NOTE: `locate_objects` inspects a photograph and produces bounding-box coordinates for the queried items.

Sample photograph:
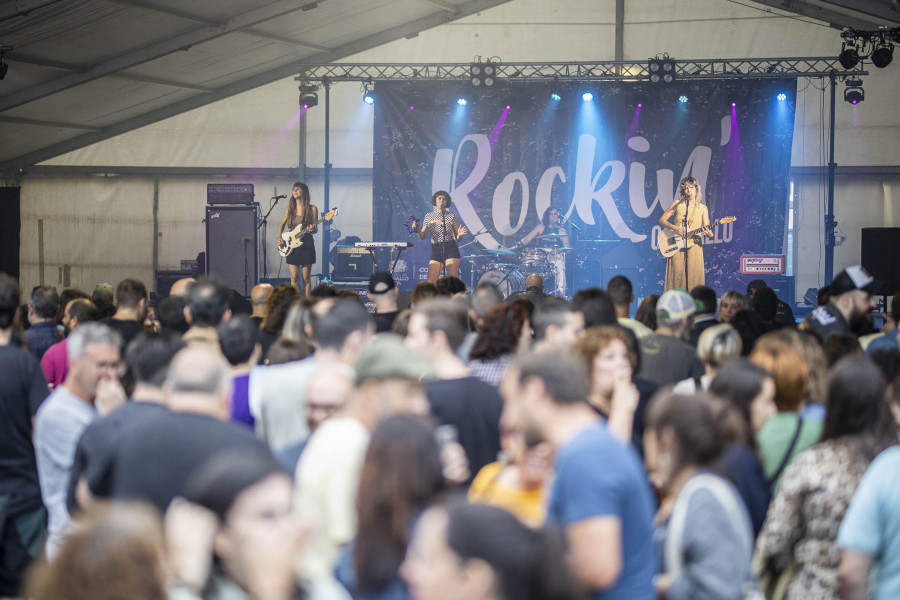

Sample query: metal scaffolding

[295,57,868,83]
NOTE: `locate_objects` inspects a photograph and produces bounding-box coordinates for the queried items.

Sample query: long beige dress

[664,202,705,292]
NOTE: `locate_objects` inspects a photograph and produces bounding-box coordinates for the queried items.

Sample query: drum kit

[467,233,572,298]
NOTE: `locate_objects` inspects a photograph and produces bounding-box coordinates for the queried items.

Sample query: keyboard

[354,242,413,249]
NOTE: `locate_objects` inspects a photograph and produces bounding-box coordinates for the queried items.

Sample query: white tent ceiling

[0,0,896,172]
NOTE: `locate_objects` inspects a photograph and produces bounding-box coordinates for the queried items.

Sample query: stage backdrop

[372,78,796,298]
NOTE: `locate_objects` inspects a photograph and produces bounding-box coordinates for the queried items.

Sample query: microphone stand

[682,199,690,290]
[558,212,582,232]
[440,207,448,278]
[258,195,283,281]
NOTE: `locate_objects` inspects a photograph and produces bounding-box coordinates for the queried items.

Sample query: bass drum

[478,269,525,299]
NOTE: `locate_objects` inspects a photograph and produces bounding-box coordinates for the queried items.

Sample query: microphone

[271,194,287,200]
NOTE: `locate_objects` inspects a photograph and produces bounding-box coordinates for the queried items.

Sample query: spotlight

[457,98,467,106]
[678,95,688,103]
[361,81,374,104]
[732,102,736,107]
[637,103,642,108]
[844,78,864,105]
[777,92,787,101]
[550,93,561,101]
[363,94,374,105]
[648,56,676,84]
[470,61,497,87]
[582,92,593,102]
[872,42,894,68]
[298,84,319,108]
[838,44,860,70]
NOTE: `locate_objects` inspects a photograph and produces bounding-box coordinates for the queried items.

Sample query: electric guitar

[657,217,736,258]
[278,208,338,257]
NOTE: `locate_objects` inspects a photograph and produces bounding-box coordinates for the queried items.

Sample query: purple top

[230,374,254,430]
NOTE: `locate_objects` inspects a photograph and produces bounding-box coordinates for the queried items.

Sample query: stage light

[732,102,736,107]
[839,44,860,70]
[550,93,561,101]
[777,92,787,101]
[298,84,319,109]
[409,105,415,110]
[582,92,593,102]
[470,60,497,87]
[678,95,688,103]
[844,78,864,105]
[361,81,375,104]
[637,103,642,108]
[872,42,894,68]
[457,98,467,106]
[648,55,676,84]
[506,105,510,109]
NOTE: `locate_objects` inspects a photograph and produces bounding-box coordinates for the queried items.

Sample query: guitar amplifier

[207,183,254,205]
[333,246,374,280]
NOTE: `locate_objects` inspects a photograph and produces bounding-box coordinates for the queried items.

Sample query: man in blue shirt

[24,285,60,360]
[500,350,655,600]
[838,446,900,600]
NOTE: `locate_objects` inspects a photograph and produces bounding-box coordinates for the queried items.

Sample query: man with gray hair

[637,289,704,388]
[24,284,60,360]
[104,344,266,513]
[500,350,655,599]
[34,322,123,557]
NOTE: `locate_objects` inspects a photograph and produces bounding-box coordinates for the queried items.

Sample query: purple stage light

[506,105,510,109]
[410,105,414,110]
[638,103,642,108]
[732,102,736,107]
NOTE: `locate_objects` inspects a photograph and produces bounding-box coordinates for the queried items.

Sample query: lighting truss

[295,58,867,84]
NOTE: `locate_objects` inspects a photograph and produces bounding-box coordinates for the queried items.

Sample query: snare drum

[520,248,548,268]
[478,269,525,299]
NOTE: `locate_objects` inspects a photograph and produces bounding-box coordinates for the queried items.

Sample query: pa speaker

[206,205,258,297]
[861,227,900,296]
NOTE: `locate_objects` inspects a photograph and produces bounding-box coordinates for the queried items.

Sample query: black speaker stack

[205,184,258,297]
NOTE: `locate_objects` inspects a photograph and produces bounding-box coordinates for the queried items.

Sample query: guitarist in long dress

[658,177,713,292]
[277,181,319,295]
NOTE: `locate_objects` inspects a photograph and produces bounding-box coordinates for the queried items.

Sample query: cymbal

[581,239,621,244]
[484,248,516,255]
[537,233,567,239]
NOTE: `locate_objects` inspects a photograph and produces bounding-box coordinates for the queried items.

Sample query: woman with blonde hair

[673,323,742,394]
[718,291,749,324]
[658,177,713,292]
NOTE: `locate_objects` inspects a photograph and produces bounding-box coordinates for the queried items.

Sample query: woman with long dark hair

[167,447,348,600]
[468,302,529,387]
[401,502,579,600]
[658,176,712,292]
[755,356,898,599]
[337,415,447,600]
[277,182,319,295]
[644,392,758,599]
[520,206,570,296]
[412,191,467,283]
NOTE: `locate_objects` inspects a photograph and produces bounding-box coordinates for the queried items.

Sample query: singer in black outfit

[413,190,468,283]
[277,181,318,295]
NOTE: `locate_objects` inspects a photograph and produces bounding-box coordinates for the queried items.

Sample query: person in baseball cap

[636,290,705,387]
[802,265,877,341]
[367,272,400,333]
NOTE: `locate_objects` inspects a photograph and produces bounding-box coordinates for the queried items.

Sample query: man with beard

[802,266,876,342]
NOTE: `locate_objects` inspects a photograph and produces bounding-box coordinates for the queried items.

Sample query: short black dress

[284,213,317,267]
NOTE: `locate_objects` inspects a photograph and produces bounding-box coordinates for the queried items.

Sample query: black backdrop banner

[372,79,796,298]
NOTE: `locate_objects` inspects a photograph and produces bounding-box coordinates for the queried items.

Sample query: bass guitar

[657,217,736,258]
[278,208,338,258]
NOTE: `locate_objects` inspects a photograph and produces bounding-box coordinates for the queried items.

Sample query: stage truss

[295,57,868,84]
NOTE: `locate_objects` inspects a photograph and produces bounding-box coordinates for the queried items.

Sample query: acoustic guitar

[657,217,736,258]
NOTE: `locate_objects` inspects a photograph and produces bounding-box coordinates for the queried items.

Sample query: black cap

[831,265,877,295]
[368,271,396,294]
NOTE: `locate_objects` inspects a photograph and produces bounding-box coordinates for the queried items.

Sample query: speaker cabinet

[861,228,900,296]
[206,205,258,297]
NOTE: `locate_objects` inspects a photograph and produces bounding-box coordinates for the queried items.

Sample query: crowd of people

[1,262,899,600]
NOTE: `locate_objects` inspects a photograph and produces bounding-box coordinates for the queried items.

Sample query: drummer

[519,206,569,296]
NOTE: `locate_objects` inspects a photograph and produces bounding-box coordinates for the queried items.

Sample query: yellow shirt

[468,462,547,527]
